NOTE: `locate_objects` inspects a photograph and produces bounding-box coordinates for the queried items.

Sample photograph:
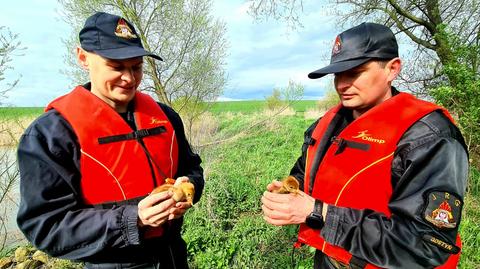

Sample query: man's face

[79,49,143,112]
[334,59,399,118]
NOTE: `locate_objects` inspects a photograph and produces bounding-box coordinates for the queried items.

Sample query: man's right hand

[137,191,175,227]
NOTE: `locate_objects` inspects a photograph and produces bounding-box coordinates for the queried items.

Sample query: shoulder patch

[424,191,462,229]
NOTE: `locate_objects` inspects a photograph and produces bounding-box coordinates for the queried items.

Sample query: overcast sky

[1,0,339,107]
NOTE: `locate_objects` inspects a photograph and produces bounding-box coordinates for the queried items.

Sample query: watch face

[306,213,324,229]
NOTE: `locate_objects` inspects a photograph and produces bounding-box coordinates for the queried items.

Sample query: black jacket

[291,92,468,268]
[16,88,203,268]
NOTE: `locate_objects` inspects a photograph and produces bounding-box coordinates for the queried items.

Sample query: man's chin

[340,100,359,109]
[113,93,135,104]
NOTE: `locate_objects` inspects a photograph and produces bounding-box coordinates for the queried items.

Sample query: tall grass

[184,113,315,268]
[2,104,479,268]
[186,109,480,269]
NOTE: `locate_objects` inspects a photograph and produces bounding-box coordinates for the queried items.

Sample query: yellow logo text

[352,130,385,144]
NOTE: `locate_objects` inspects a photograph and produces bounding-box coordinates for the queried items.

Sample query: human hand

[168,200,192,220]
[174,176,189,186]
[138,191,175,227]
[168,176,193,220]
[270,176,300,194]
[261,189,315,226]
[266,180,284,192]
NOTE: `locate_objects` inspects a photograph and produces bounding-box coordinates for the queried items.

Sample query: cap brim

[94,46,163,61]
[308,58,371,79]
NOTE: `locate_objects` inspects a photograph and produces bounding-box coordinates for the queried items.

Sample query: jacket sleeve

[320,111,469,268]
[16,111,142,261]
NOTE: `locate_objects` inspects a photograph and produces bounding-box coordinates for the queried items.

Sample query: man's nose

[121,68,135,83]
[334,74,351,91]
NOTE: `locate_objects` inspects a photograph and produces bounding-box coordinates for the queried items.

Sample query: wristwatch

[305,199,324,229]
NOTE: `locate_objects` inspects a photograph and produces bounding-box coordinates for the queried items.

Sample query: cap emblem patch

[424,191,462,229]
[332,35,342,55]
[115,18,137,39]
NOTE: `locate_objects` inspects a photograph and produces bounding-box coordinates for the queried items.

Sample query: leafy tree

[265,88,284,110]
[317,85,339,112]
[265,80,304,111]
[58,0,228,114]
[431,28,480,161]
[246,0,480,92]
[246,0,480,159]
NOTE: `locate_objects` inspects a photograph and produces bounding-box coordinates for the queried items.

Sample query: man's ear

[76,47,89,70]
[386,57,402,82]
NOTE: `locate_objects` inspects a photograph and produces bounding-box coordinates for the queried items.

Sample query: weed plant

[184,110,480,269]
[184,114,316,268]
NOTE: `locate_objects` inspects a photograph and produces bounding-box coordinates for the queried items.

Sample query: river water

[0,146,26,247]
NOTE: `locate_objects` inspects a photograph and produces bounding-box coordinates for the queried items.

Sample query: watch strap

[313,199,323,215]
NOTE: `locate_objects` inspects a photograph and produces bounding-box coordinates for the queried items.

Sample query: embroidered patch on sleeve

[422,234,460,254]
[424,191,462,229]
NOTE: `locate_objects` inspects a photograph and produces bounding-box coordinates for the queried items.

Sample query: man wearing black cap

[17,12,203,268]
[262,22,468,268]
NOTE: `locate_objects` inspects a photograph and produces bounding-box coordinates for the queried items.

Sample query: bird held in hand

[272,176,300,194]
[151,178,195,205]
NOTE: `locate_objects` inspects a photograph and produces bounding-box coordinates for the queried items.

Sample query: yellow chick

[151,178,195,205]
[272,176,300,194]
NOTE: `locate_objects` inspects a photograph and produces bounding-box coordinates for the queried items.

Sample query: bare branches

[246,0,304,30]
[59,0,228,118]
[0,26,24,105]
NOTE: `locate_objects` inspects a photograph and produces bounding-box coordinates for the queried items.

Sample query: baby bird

[272,176,300,194]
[151,178,195,205]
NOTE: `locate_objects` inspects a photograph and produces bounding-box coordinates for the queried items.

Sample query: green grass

[184,113,315,268]
[0,107,43,120]
[185,109,480,269]
[3,102,478,268]
[209,100,317,114]
[458,169,480,268]
[0,100,319,117]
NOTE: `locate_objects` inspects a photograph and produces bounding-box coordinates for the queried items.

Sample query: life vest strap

[349,255,368,269]
[331,136,370,155]
[98,126,166,144]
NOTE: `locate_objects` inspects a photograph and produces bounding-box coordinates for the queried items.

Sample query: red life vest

[296,92,460,268]
[46,86,179,205]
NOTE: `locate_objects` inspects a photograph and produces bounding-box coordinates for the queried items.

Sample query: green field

[0,100,318,118]
[0,107,43,120]
[209,100,317,114]
[184,109,480,268]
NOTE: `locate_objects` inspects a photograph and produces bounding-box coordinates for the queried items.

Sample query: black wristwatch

[305,199,324,229]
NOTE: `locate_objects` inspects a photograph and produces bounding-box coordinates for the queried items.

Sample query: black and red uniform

[291,89,468,269]
[17,84,203,268]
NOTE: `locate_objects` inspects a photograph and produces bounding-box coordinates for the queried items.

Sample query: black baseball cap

[308,22,398,79]
[79,12,162,61]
